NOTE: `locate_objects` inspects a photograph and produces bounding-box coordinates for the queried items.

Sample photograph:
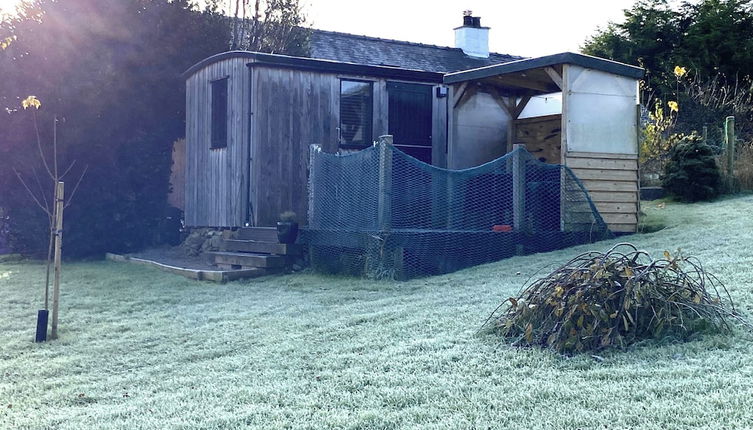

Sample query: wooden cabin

[182,14,643,234]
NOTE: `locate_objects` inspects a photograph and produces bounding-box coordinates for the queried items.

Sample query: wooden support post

[307,144,320,228]
[377,135,393,232]
[512,144,526,255]
[512,144,526,232]
[725,116,736,191]
[50,181,64,340]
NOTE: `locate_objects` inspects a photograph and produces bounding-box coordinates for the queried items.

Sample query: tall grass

[735,142,753,191]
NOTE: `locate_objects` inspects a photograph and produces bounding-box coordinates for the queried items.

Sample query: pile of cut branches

[485,243,749,354]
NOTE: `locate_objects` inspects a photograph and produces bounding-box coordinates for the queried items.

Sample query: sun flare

[0,0,24,16]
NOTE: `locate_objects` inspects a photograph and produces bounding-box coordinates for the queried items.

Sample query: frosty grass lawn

[2,196,753,430]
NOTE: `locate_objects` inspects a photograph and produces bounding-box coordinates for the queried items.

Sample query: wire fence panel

[303,143,612,279]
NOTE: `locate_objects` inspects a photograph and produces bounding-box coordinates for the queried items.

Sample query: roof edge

[443,52,645,84]
[182,51,256,79]
[182,50,444,83]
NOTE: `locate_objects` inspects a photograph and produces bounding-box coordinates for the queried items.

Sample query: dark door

[387,82,433,163]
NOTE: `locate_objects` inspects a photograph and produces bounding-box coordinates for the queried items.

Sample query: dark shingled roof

[309,29,524,74]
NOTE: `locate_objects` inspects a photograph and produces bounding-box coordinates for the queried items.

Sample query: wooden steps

[210,251,286,269]
[208,227,303,276]
[237,227,278,242]
[223,239,302,255]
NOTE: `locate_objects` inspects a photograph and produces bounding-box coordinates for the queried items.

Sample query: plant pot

[276,221,299,244]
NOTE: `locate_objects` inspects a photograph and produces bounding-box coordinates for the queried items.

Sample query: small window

[211,78,228,149]
[339,80,373,148]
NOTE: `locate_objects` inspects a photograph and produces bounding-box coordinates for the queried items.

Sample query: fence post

[307,144,320,228]
[512,144,526,233]
[725,116,735,191]
[377,135,393,232]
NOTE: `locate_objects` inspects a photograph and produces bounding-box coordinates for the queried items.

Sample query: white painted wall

[454,26,490,58]
[564,65,639,154]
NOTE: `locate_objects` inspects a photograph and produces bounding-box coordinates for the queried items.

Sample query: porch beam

[452,82,470,108]
[544,66,563,90]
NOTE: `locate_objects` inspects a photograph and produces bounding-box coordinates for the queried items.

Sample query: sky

[303,0,637,57]
[1,0,637,57]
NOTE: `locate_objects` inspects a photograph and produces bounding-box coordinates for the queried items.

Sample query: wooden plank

[567,151,638,160]
[210,251,286,268]
[223,239,302,255]
[580,180,638,192]
[588,191,639,203]
[566,157,638,170]
[377,135,393,231]
[452,82,469,108]
[570,168,638,181]
[544,66,563,89]
[609,223,638,233]
[560,64,569,231]
[105,253,266,283]
[594,202,638,214]
[602,213,638,224]
[237,226,278,241]
[513,94,532,119]
[512,144,526,231]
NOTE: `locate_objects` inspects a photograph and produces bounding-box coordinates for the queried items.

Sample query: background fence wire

[303,143,612,279]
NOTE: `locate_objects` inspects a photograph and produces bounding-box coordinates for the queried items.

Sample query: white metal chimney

[454,11,489,58]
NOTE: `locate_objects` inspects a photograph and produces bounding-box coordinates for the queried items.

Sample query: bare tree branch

[31,165,51,219]
[60,160,77,179]
[13,167,52,217]
[31,111,55,181]
[64,165,88,209]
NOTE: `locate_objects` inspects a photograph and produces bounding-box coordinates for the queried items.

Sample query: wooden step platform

[209,251,286,269]
[237,227,278,242]
[105,253,268,283]
[222,239,302,255]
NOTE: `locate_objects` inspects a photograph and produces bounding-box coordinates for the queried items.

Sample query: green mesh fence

[303,143,612,279]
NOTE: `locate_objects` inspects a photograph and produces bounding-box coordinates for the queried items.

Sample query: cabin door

[387,82,433,163]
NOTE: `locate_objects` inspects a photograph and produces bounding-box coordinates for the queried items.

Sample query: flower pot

[276,221,299,244]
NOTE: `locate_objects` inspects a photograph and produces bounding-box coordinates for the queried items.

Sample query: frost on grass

[487,243,751,354]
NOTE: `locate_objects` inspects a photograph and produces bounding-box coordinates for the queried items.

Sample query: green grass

[2,196,753,429]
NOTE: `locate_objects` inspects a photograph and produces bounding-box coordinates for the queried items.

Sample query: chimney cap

[457,11,487,29]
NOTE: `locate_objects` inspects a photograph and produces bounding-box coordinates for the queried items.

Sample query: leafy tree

[0,0,229,257]
[583,0,753,100]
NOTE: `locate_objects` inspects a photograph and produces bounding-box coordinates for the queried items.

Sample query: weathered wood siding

[249,66,340,227]
[186,57,448,228]
[185,57,251,227]
[565,151,639,233]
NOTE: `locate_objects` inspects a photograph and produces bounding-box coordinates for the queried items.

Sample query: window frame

[338,79,374,149]
[210,77,229,150]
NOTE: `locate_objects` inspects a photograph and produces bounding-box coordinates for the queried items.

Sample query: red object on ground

[492,225,512,232]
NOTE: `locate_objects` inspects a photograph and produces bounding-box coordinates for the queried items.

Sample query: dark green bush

[662,138,722,202]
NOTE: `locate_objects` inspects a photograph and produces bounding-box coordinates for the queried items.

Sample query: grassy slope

[2,196,753,430]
